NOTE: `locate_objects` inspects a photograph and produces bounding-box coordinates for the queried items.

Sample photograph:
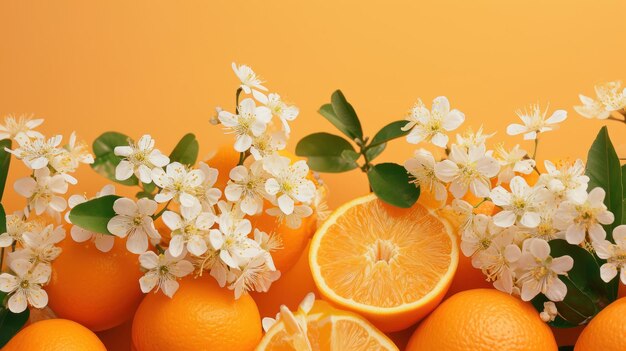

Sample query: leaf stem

[532,138,539,160]
[473,198,489,208]
[155,244,165,255]
[0,247,4,271]
[152,200,171,220]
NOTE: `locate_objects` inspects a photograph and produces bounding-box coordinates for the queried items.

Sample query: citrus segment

[256,297,398,351]
[310,194,458,332]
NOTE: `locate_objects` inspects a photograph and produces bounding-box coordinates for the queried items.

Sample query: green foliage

[169,133,199,166]
[0,140,11,202]
[585,126,622,240]
[91,132,139,186]
[0,294,29,348]
[68,195,121,235]
[322,90,363,140]
[297,90,420,208]
[296,133,359,172]
[367,163,420,208]
[368,120,410,148]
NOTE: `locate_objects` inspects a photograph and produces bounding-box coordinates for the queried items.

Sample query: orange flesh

[316,200,452,308]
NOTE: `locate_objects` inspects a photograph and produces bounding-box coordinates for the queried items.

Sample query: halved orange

[309,194,458,332]
[256,294,398,350]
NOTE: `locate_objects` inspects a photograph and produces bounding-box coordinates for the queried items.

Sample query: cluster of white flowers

[402,98,611,318]
[0,116,93,313]
[103,63,319,299]
[574,81,626,120]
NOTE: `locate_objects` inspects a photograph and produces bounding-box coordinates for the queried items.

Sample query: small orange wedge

[309,194,458,332]
[256,293,398,351]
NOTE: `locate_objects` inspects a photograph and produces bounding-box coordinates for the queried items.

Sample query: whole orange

[575,297,626,351]
[3,319,106,351]
[132,274,262,351]
[407,289,557,351]
[45,236,144,331]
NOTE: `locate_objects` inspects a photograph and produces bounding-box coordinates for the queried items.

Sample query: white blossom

[7,135,63,170]
[574,81,626,119]
[152,162,204,209]
[434,144,500,198]
[455,126,495,150]
[227,254,280,299]
[218,98,272,152]
[494,144,535,184]
[195,162,222,211]
[225,162,268,215]
[516,239,573,302]
[0,260,50,313]
[263,154,316,215]
[232,62,268,98]
[10,224,65,266]
[138,249,194,298]
[554,187,614,245]
[114,134,170,184]
[538,159,589,203]
[107,197,160,254]
[593,225,626,284]
[0,114,44,141]
[404,149,447,203]
[0,214,32,248]
[540,301,558,322]
[14,167,68,217]
[401,96,465,147]
[507,104,567,140]
[162,205,215,257]
[471,228,520,294]
[258,93,299,134]
[491,176,551,228]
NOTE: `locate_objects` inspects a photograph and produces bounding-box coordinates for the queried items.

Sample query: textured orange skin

[407,289,558,351]
[3,319,106,351]
[131,275,261,351]
[251,241,319,319]
[45,237,143,332]
[575,297,626,351]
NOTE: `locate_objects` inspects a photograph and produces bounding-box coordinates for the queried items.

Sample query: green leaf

[318,90,363,140]
[622,164,626,225]
[68,195,121,235]
[585,126,622,240]
[558,346,574,351]
[0,204,6,234]
[368,120,410,148]
[296,133,359,173]
[169,133,199,167]
[0,295,29,347]
[367,163,420,208]
[0,139,11,202]
[365,143,386,162]
[91,132,138,186]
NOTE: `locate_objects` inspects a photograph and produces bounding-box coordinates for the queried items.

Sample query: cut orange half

[256,294,398,350]
[309,194,458,332]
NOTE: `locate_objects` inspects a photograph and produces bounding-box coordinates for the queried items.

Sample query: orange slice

[309,194,458,332]
[256,294,398,351]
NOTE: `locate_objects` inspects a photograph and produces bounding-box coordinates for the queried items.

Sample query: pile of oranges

[5,149,626,351]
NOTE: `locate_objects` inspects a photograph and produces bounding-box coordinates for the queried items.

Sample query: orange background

[1,0,626,211]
